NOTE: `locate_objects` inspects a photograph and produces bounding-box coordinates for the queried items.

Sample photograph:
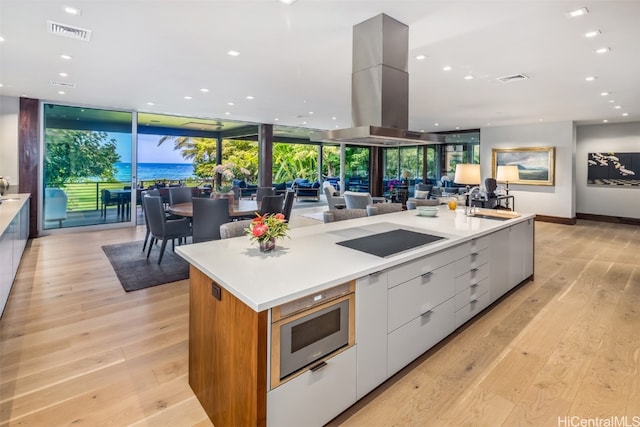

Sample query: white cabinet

[355,272,388,399]
[387,297,455,375]
[267,346,357,427]
[490,219,534,304]
[489,228,510,303]
[1,197,29,317]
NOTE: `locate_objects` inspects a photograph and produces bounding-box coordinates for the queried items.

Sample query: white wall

[0,96,20,192]
[480,121,576,220]
[576,122,640,219]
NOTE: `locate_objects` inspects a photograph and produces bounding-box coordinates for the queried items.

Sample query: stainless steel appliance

[270,281,355,388]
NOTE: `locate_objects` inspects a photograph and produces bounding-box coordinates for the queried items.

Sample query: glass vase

[259,237,276,253]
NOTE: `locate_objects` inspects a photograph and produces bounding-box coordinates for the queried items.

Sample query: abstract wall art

[587,152,639,187]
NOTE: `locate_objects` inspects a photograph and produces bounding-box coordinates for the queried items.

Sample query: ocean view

[114,162,196,182]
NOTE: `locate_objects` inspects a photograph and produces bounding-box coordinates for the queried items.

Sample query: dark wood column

[369,146,384,197]
[18,97,40,238]
[258,124,273,187]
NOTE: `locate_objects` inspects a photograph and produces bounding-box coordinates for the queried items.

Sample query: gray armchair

[323,208,367,223]
[324,185,345,210]
[343,191,372,209]
[366,203,403,216]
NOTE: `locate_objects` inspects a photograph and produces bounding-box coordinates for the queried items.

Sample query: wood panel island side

[176,206,535,427]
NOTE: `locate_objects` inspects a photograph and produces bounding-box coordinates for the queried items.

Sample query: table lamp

[454,164,481,214]
[496,165,519,195]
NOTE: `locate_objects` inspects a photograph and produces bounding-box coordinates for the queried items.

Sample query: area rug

[102,241,189,292]
[300,211,326,221]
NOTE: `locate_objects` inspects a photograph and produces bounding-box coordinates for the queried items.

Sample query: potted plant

[245,213,289,252]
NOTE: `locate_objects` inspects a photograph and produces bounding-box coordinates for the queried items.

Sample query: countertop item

[176,206,534,312]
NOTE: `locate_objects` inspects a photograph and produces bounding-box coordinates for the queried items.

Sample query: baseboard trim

[576,213,640,226]
[534,215,576,225]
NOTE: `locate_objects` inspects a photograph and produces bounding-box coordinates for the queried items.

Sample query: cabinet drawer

[470,235,489,252]
[267,346,357,427]
[388,262,455,333]
[470,247,489,269]
[455,290,490,328]
[454,277,489,310]
[388,298,455,376]
[387,244,468,289]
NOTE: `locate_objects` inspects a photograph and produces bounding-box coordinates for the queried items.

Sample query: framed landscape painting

[492,146,555,186]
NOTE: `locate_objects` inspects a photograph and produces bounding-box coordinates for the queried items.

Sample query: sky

[110,133,192,164]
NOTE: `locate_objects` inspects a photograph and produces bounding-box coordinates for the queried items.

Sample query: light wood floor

[1,213,639,426]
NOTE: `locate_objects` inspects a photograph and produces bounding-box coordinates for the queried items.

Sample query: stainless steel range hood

[311,14,444,147]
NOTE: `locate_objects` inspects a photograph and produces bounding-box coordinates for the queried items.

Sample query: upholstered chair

[343,191,373,209]
[406,198,440,210]
[220,219,253,239]
[323,185,345,210]
[322,208,367,223]
[366,203,403,216]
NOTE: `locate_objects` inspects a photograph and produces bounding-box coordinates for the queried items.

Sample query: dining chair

[255,186,275,202]
[259,194,284,215]
[192,197,230,243]
[168,186,193,205]
[142,195,192,264]
[282,190,295,221]
[322,208,367,223]
[366,202,403,216]
[343,191,373,209]
[220,219,253,239]
[100,189,119,217]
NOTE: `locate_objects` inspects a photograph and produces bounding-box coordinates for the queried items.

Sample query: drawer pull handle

[369,270,384,277]
[470,268,479,273]
[470,299,479,304]
[470,283,479,288]
[310,361,327,372]
[421,272,433,278]
[421,310,433,317]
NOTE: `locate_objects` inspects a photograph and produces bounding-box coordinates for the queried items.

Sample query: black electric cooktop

[336,228,445,258]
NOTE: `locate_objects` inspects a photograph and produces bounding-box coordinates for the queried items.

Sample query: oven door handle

[310,361,328,373]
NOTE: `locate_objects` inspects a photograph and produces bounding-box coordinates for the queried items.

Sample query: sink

[1,197,21,201]
[471,214,509,221]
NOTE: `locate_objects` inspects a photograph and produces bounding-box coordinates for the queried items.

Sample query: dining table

[168,199,261,219]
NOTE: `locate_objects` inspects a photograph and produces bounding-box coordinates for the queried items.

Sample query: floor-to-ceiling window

[344,146,370,192]
[42,104,134,230]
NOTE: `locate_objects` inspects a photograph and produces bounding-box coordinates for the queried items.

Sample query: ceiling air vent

[47,21,92,42]
[50,81,76,88]
[496,73,529,83]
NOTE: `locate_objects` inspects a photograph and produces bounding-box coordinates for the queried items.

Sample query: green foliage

[157,136,216,179]
[273,143,319,182]
[45,129,121,185]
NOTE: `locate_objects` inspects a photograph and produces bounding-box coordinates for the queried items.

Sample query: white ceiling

[1,0,639,134]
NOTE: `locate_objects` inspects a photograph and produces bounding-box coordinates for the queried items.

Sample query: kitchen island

[0,194,30,318]
[176,206,535,427]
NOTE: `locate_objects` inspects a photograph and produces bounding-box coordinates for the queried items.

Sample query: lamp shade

[496,165,520,183]
[453,164,481,185]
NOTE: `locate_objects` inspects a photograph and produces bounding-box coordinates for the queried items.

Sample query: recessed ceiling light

[464,75,474,80]
[434,123,439,126]
[58,91,65,95]
[614,105,622,109]
[64,6,81,15]
[309,111,314,115]
[622,113,629,116]
[609,100,615,103]
[0,36,4,42]
[566,7,589,18]
[184,96,192,100]
[227,50,240,57]
[585,76,596,81]
[443,66,452,71]
[274,118,279,121]
[584,30,601,38]
[60,54,72,60]
[0,83,4,87]
[415,55,427,61]
[146,102,155,106]
[227,102,234,106]
[603,119,608,123]
[455,126,460,130]
[59,72,68,77]
[279,0,298,4]
[595,47,610,54]
[200,88,209,93]
[225,112,231,115]
[332,117,337,120]
[246,95,254,100]
[600,91,610,96]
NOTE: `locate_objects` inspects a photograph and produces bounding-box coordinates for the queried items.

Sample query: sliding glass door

[42,104,134,230]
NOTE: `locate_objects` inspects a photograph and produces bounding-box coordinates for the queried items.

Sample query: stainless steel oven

[270,281,355,388]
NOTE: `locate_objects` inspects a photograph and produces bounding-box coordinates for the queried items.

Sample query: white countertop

[0,194,30,235]
[176,206,535,312]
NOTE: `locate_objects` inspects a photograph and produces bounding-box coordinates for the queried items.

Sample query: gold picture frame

[492,146,555,186]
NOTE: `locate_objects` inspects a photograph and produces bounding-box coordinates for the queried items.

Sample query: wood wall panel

[18,97,39,238]
[189,266,268,427]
